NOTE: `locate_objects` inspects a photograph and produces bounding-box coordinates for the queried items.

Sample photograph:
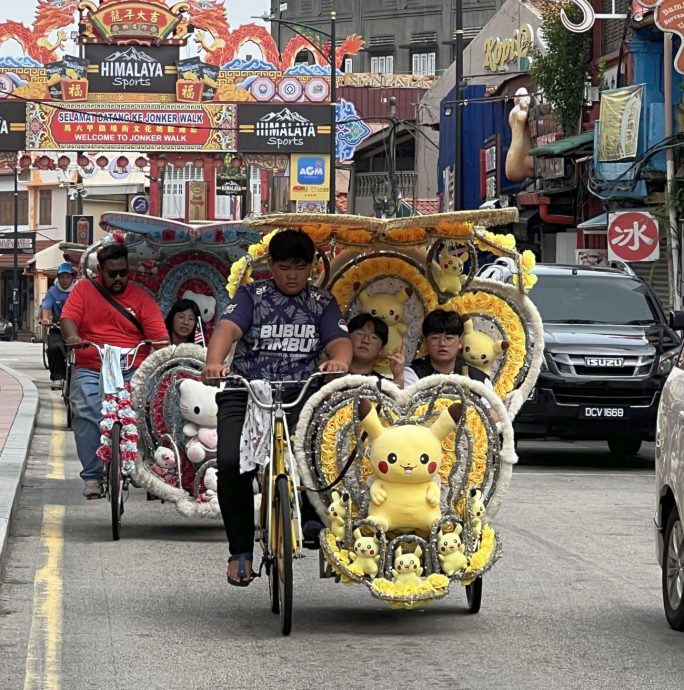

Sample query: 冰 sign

[607,211,660,262]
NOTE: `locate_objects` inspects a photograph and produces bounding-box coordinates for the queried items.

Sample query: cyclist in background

[40,262,77,390]
[202,229,352,587]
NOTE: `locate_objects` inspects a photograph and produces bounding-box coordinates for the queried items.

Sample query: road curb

[0,364,39,577]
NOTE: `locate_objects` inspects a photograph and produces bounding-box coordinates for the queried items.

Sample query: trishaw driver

[202,229,352,587]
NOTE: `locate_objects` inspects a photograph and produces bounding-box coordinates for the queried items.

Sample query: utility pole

[11,159,19,339]
[329,10,337,214]
[454,0,463,211]
[388,96,398,217]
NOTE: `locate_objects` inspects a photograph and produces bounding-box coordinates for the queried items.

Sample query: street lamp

[257,11,337,213]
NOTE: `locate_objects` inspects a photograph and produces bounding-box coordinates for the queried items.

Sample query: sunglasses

[106,269,129,279]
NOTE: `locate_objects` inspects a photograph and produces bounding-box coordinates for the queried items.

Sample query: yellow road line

[23,504,65,690]
[47,396,66,481]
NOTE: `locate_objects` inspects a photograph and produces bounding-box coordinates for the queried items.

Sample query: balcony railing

[355,172,417,199]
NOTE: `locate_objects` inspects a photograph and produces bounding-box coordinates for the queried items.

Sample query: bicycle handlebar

[207,370,342,411]
[65,339,169,370]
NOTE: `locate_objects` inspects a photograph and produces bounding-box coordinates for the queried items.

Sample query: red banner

[26,103,236,152]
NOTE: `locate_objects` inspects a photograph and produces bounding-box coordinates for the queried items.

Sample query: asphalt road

[0,341,682,690]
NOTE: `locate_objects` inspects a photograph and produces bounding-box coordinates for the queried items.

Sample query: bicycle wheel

[465,576,482,614]
[273,475,293,636]
[42,329,49,370]
[109,422,124,541]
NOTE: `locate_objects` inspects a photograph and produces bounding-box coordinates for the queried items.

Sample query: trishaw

[77,208,543,633]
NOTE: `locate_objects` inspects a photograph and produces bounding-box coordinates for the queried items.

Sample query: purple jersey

[221,280,349,380]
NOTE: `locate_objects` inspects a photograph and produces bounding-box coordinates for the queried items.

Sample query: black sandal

[227,552,255,587]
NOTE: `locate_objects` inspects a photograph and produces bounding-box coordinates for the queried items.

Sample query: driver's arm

[320,336,352,372]
[60,317,80,345]
[202,320,243,384]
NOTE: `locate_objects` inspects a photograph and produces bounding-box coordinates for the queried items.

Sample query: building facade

[273,0,506,77]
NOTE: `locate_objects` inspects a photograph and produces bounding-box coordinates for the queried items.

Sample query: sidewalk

[0,364,39,575]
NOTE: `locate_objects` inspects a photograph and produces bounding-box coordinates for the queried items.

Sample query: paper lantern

[116,156,129,169]
[96,155,109,168]
[57,155,71,170]
[135,156,148,169]
[18,154,32,169]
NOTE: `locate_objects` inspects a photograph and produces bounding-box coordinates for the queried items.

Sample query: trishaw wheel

[109,423,123,542]
[63,366,72,428]
[465,576,482,613]
[274,475,293,636]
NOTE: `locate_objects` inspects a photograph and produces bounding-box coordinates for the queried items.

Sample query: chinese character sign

[607,211,660,262]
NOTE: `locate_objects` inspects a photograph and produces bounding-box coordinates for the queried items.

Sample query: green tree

[530,1,591,135]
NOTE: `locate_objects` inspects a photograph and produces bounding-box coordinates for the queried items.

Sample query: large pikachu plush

[359,399,462,533]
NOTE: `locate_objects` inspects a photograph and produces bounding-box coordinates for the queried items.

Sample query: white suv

[655,339,684,629]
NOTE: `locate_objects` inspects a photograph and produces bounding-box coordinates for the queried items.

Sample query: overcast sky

[0,1,270,57]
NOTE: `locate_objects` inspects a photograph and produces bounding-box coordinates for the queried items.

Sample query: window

[162,163,204,219]
[295,49,315,65]
[39,190,51,225]
[0,191,28,226]
[412,52,435,76]
[344,57,353,73]
[371,54,394,74]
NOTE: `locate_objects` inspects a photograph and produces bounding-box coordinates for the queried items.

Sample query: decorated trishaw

[82,208,543,616]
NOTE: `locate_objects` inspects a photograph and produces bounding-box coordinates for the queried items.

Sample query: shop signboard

[0,102,26,150]
[608,211,660,262]
[237,104,331,153]
[25,103,237,152]
[0,231,35,254]
[67,215,94,245]
[289,153,330,200]
[85,45,179,93]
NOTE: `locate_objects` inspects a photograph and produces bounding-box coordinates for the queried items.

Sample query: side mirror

[669,311,684,330]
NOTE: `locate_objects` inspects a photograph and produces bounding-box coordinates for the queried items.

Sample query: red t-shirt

[61,279,168,371]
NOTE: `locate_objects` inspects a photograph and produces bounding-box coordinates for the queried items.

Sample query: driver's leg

[47,328,66,388]
[70,367,104,497]
[216,391,257,559]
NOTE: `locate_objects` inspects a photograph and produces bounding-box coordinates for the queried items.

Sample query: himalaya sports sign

[237,105,331,153]
[85,45,179,93]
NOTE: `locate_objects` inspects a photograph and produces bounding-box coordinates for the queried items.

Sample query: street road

[0,341,682,689]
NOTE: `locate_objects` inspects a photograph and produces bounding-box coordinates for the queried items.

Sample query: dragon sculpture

[185,0,364,69]
[0,0,79,65]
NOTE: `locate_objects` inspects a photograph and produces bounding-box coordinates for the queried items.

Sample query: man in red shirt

[61,243,168,498]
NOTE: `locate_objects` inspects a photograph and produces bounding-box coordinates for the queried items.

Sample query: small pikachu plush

[327,490,349,543]
[435,246,469,295]
[461,317,509,379]
[348,528,381,578]
[391,545,424,585]
[469,488,486,541]
[436,526,469,576]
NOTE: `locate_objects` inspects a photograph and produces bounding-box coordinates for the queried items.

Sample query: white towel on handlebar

[239,380,273,474]
[101,345,124,394]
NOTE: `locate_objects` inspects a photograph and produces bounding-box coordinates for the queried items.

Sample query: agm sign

[85,45,179,93]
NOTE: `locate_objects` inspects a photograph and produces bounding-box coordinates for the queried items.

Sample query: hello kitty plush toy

[179,379,218,466]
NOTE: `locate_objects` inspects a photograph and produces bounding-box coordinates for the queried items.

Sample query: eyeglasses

[426,333,459,344]
[106,269,129,279]
[352,329,382,343]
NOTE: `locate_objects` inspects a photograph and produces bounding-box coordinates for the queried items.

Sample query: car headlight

[659,347,680,375]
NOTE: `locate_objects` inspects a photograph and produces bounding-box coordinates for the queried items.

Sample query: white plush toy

[179,379,218,465]
[151,447,177,485]
[182,290,216,324]
[203,467,218,501]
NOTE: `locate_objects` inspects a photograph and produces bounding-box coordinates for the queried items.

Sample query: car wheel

[663,507,684,630]
[608,436,642,456]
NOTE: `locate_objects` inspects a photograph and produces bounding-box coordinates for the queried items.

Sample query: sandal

[227,552,255,587]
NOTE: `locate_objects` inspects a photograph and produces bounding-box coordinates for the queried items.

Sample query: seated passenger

[165,298,201,345]
[398,309,493,391]
[348,312,406,385]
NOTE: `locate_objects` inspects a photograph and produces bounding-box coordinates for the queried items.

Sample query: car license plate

[580,406,629,419]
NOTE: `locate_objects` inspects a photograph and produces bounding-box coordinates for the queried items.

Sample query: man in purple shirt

[202,230,352,587]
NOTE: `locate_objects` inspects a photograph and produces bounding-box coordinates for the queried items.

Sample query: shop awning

[25,242,65,273]
[528,131,594,157]
[577,208,652,230]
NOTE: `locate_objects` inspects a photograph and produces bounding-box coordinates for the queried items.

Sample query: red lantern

[134,156,148,169]
[193,157,204,168]
[116,155,129,169]
[96,155,109,168]
[57,155,71,170]
[230,156,242,169]
[18,154,32,169]
[77,154,90,168]
[36,155,51,170]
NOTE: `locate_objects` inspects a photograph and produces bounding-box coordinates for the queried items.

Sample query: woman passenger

[165,299,201,345]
